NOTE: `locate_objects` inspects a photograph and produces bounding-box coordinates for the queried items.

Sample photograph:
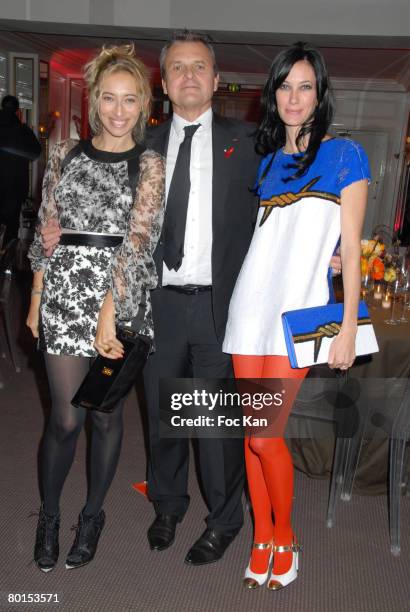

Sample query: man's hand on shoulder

[41,218,61,257]
[330,253,342,276]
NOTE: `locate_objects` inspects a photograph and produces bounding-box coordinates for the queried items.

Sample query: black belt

[60,233,123,248]
[163,284,212,295]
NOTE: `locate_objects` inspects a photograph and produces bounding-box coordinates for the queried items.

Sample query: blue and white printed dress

[223,138,371,356]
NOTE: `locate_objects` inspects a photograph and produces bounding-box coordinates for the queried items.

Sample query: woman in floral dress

[26,45,164,572]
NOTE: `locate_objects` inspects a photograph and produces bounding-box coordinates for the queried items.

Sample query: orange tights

[232,354,308,576]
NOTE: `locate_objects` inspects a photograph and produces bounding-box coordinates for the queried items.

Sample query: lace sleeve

[27,139,78,271]
[111,149,165,323]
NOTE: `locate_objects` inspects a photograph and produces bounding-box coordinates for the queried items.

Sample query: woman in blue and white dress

[223,42,370,590]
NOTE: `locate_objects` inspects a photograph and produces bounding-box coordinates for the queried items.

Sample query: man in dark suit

[144,31,260,565]
[0,95,41,246]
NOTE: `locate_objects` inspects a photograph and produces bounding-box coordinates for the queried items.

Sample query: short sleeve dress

[223,138,370,356]
[28,139,165,357]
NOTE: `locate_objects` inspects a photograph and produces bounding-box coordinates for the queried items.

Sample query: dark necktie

[163,123,201,271]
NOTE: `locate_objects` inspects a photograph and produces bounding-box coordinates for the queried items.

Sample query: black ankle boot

[65,509,105,569]
[34,504,60,573]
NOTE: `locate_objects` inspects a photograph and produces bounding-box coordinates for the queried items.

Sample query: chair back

[0,224,6,250]
[0,239,18,302]
[0,237,21,372]
[392,378,410,437]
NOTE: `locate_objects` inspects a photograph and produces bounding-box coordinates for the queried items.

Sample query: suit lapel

[151,114,238,281]
[147,120,171,156]
[147,121,171,283]
[212,113,237,237]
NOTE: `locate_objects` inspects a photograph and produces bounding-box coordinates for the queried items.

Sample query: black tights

[41,353,124,516]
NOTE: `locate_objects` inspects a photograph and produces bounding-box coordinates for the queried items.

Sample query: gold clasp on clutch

[102,367,114,376]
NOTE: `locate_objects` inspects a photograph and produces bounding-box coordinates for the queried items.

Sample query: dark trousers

[143,287,245,537]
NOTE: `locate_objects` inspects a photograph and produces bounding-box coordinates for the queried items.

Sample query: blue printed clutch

[281,301,379,369]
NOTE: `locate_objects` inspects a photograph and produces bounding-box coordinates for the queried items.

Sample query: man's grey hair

[159,29,218,78]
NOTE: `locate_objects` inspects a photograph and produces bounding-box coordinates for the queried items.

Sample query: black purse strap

[124,148,148,336]
[118,292,148,338]
[127,145,145,200]
[61,142,83,174]
[61,141,145,203]
[132,292,147,332]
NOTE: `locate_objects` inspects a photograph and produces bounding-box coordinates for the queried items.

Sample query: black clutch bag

[72,326,151,413]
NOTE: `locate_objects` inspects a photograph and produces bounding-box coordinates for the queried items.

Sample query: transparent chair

[325,378,409,556]
[326,376,373,526]
[389,381,409,556]
[0,224,6,250]
[0,239,21,372]
[291,375,409,555]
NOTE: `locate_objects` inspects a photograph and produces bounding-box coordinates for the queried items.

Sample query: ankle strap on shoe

[273,542,303,553]
[252,541,272,550]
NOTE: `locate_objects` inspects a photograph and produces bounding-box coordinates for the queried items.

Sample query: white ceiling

[0,22,409,89]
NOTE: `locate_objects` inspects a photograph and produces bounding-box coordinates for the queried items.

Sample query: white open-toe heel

[267,539,303,590]
[243,541,273,589]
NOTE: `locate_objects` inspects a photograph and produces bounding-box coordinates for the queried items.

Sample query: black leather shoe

[147,514,180,551]
[185,528,236,566]
[65,509,105,569]
[34,504,60,573]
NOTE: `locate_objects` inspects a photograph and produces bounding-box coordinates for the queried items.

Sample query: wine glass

[384,279,401,325]
[360,273,373,304]
[398,272,410,323]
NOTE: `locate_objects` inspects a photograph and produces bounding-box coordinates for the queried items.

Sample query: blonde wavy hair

[84,44,152,143]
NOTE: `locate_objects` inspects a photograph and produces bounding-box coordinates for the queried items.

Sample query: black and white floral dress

[28,139,165,357]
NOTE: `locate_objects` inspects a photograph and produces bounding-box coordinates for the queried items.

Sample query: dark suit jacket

[146,112,260,342]
[0,111,41,207]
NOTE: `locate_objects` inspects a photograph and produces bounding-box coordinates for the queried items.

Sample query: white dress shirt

[162,107,213,286]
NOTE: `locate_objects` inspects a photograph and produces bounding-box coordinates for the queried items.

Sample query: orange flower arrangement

[360,235,400,283]
[372,257,385,281]
[361,237,385,280]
